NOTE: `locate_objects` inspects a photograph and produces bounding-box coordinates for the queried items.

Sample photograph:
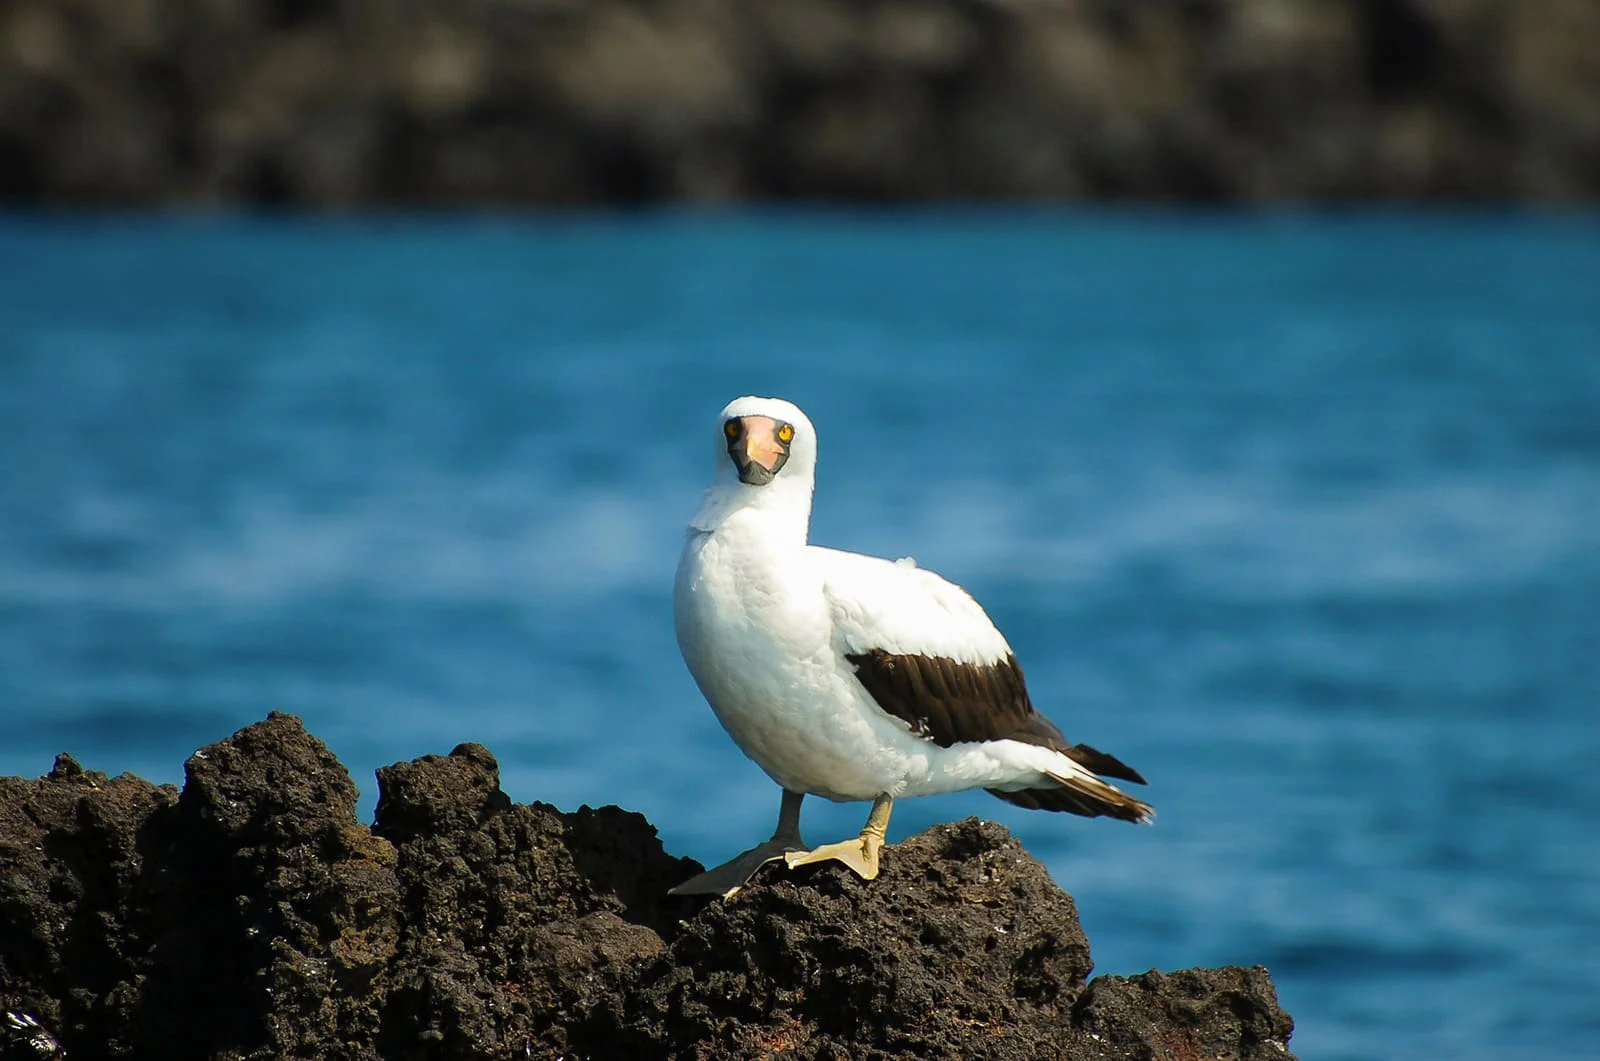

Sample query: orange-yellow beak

[726,415,793,486]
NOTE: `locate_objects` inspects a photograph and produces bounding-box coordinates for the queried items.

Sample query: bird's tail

[987,749,1155,824]
[988,775,1153,823]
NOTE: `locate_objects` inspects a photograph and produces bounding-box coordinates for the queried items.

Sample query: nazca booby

[670,395,1152,897]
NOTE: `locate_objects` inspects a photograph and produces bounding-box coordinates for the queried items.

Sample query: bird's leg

[668,789,808,898]
[783,794,893,881]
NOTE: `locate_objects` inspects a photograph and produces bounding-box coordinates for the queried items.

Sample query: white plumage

[670,395,1150,897]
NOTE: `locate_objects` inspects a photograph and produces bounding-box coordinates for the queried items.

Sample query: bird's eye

[724,420,741,440]
[777,424,794,443]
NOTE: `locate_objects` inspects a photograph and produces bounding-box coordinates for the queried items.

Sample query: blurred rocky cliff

[0,0,1596,205]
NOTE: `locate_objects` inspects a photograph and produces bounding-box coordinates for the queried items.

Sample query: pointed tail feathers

[1063,742,1147,785]
[987,768,1154,824]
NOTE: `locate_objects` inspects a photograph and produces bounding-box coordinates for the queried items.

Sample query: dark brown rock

[369,741,693,1057]
[0,752,178,1060]
[0,0,1596,203]
[617,819,1098,1060]
[1073,966,1296,1061]
[161,711,403,1059]
[0,714,1297,1060]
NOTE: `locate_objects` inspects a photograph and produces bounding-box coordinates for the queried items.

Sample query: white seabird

[670,395,1152,897]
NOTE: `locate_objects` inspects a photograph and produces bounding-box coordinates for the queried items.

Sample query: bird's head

[688,395,817,535]
[715,395,816,489]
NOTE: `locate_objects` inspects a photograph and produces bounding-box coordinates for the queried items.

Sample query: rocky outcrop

[0,713,1295,1060]
[0,0,1595,205]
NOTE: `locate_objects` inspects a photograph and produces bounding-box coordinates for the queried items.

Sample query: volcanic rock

[0,713,1296,1060]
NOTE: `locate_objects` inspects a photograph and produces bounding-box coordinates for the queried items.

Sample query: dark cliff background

[2,0,1597,206]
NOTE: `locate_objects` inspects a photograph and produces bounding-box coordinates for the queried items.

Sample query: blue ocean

[0,211,1595,1060]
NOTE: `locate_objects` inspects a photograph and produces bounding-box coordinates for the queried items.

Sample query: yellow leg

[783,795,893,881]
[669,789,808,898]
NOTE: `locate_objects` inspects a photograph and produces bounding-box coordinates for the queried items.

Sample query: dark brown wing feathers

[844,649,1040,749]
[843,648,1150,820]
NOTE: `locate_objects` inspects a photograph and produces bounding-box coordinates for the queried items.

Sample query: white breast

[674,520,940,800]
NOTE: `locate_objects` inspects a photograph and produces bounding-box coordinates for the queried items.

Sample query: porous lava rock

[0,713,1296,1060]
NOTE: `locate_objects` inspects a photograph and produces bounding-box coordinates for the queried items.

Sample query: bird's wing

[815,547,1059,748]
[814,546,1146,784]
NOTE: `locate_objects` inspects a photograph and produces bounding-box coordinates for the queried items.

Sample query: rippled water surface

[1,210,1596,1059]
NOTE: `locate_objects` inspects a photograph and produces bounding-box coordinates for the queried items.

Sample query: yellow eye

[777,424,794,443]
[723,420,740,440]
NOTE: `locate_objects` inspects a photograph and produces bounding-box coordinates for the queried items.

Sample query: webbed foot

[669,836,805,898]
[783,833,883,880]
[782,793,893,881]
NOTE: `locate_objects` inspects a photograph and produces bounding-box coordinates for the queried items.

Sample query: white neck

[688,475,813,547]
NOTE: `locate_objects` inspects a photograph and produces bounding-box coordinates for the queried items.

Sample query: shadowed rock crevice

[0,714,1296,1060]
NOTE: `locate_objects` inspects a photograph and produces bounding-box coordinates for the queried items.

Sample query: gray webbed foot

[669,837,804,898]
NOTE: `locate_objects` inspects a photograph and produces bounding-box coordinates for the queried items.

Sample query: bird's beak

[730,416,791,486]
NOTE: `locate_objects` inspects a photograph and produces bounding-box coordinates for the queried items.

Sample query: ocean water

[0,210,1596,1060]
